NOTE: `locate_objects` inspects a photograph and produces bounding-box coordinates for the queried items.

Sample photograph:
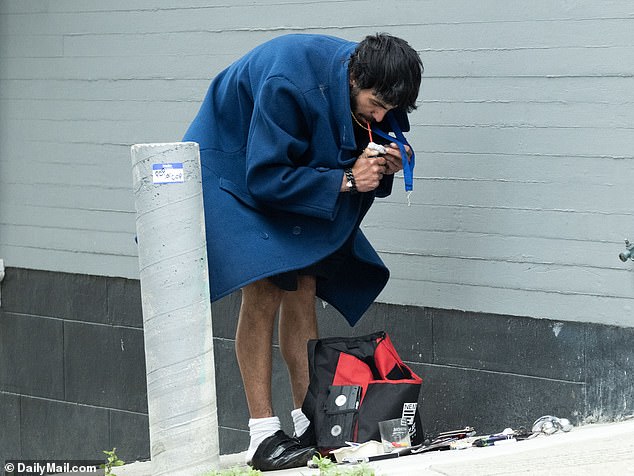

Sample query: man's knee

[241,278,284,312]
[280,275,317,319]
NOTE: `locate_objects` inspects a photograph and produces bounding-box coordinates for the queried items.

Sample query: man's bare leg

[279,275,318,443]
[279,275,318,409]
[237,277,318,469]
[236,278,284,418]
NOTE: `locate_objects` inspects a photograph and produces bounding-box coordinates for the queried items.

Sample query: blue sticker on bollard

[152,163,184,184]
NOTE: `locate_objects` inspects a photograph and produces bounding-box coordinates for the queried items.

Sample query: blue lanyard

[371,113,415,192]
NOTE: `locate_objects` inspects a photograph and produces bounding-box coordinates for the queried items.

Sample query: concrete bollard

[130,142,219,475]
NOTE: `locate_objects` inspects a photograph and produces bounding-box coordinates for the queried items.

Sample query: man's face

[350,84,394,125]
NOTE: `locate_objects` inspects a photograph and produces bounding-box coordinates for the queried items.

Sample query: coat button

[292,226,302,235]
[260,232,269,239]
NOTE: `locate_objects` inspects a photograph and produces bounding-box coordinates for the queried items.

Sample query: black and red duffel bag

[301,331,424,449]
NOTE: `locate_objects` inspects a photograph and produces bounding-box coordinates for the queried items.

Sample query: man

[183,32,423,471]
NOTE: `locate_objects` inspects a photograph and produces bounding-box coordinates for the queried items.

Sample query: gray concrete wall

[3,267,633,459]
[0,268,149,461]
[1,1,633,326]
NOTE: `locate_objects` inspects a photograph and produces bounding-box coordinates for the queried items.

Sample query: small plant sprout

[101,448,125,476]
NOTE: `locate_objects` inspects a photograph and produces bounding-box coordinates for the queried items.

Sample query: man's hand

[383,142,410,175]
[340,143,412,193]
[347,145,389,192]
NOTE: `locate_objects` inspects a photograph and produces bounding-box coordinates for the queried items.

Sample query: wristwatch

[344,168,357,194]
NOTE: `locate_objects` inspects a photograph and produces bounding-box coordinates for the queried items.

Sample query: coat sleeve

[245,76,344,221]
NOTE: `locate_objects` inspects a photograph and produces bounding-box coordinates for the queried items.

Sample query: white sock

[246,416,281,462]
[291,408,310,437]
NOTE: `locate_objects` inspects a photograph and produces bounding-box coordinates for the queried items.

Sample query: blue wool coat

[183,34,410,326]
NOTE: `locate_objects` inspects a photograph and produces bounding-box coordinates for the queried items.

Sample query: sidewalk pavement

[116,418,634,475]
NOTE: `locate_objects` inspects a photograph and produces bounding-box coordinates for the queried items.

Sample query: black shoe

[294,422,316,448]
[249,430,319,471]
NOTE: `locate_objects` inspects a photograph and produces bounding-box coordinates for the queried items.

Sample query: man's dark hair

[349,33,423,113]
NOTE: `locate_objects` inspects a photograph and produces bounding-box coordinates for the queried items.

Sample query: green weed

[101,448,125,476]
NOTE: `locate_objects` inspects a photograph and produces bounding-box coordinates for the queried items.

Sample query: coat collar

[329,41,357,151]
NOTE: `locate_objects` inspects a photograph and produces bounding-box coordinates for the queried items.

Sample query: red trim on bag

[332,352,373,397]
[331,336,422,408]
[375,334,423,382]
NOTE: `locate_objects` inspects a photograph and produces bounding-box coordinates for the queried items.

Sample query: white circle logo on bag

[335,394,348,407]
[331,424,342,436]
